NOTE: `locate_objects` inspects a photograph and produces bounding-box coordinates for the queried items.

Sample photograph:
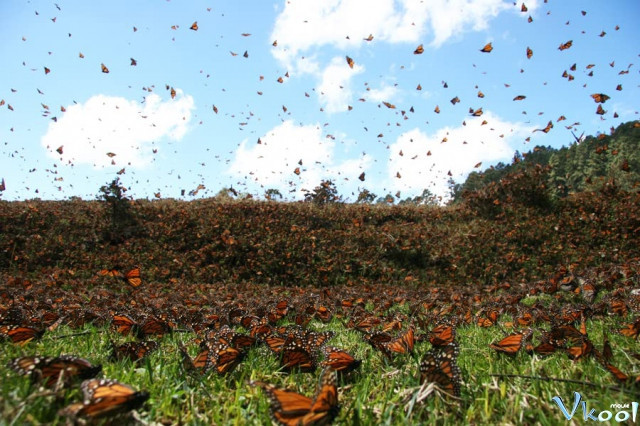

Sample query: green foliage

[356,188,377,204]
[454,121,640,204]
[264,188,283,201]
[398,189,440,206]
[98,178,143,244]
[304,180,343,205]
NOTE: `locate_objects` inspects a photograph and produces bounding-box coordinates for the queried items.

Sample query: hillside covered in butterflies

[1,121,639,287]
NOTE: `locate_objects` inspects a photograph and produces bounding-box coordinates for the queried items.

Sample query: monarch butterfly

[111,313,139,336]
[266,300,289,323]
[470,107,483,117]
[603,363,629,383]
[123,267,142,287]
[98,268,121,278]
[363,331,392,349]
[182,341,245,375]
[428,323,456,347]
[619,317,640,339]
[601,332,613,363]
[532,341,558,356]
[9,355,101,388]
[110,341,158,362]
[346,56,354,69]
[413,44,424,54]
[227,308,247,324]
[101,63,109,73]
[480,42,493,53]
[265,335,287,354]
[314,306,332,323]
[420,342,462,397]
[250,323,275,339]
[252,368,340,426]
[179,344,211,372]
[514,309,534,327]
[58,379,149,422]
[281,339,317,373]
[321,346,361,374]
[526,46,533,59]
[489,329,532,357]
[190,21,198,31]
[294,313,312,327]
[380,327,415,357]
[240,314,261,329]
[0,325,44,345]
[558,40,573,51]
[353,316,381,333]
[566,336,594,361]
[589,93,610,104]
[206,326,257,352]
[211,342,245,374]
[304,331,334,351]
[138,315,171,338]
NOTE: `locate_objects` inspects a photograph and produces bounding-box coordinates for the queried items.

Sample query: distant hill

[452,120,640,202]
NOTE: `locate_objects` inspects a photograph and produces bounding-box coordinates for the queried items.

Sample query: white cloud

[317,56,364,113]
[271,0,399,69]
[228,120,372,198]
[41,91,194,168]
[364,84,399,103]
[386,111,535,200]
[271,0,514,68]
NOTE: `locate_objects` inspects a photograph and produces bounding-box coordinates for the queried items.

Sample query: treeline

[453,120,640,202]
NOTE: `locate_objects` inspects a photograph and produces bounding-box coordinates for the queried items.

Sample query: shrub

[462,164,554,218]
[98,178,143,244]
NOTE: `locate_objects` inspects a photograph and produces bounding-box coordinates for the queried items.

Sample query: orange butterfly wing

[321,346,361,373]
[213,343,244,375]
[302,369,339,425]
[480,42,493,53]
[254,369,339,426]
[10,355,101,387]
[0,325,44,345]
[420,343,462,397]
[281,340,316,373]
[111,341,158,362]
[619,318,640,339]
[138,316,170,338]
[490,330,531,357]
[123,267,142,287]
[429,324,456,347]
[60,379,148,420]
[381,327,414,356]
[111,313,138,336]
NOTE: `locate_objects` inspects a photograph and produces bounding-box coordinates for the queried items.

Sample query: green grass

[2,304,639,425]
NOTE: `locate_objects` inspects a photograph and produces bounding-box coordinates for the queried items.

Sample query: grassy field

[1,277,639,425]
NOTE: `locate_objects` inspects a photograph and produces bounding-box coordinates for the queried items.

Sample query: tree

[356,188,377,204]
[264,188,283,201]
[303,180,342,205]
[98,178,142,243]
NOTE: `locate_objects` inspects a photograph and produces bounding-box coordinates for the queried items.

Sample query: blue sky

[1,0,638,202]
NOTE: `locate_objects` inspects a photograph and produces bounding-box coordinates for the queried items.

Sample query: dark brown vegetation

[1,183,638,288]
